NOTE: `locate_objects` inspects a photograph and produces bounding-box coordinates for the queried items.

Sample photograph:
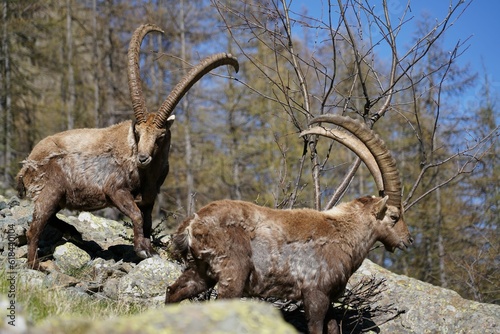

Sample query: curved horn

[128,24,165,124]
[302,114,402,208]
[300,126,384,192]
[154,53,239,128]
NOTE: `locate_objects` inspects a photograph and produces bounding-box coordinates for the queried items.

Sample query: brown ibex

[16,24,239,269]
[165,115,412,334]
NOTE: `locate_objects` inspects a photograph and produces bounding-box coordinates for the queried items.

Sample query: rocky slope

[1,194,498,333]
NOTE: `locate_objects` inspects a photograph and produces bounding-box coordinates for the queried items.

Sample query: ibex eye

[390,215,399,221]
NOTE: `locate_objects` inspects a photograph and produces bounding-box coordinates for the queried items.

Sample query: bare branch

[404,125,499,211]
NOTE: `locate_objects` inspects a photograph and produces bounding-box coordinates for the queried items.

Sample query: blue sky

[413,0,500,95]
[292,0,500,108]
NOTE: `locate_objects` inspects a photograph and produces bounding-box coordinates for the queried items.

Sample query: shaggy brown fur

[16,24,239,270]
[17,116,173,269]
[166,197,412,334]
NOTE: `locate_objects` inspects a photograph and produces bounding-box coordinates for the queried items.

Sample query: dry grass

[0,260,148,324]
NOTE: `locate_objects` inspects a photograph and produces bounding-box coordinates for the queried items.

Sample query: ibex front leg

[109,189,156,258]
[166,266,215,303]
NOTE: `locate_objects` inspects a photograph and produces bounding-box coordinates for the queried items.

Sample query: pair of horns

[301,115,402,209]
[128,26,400,207]
[127,24,239,128]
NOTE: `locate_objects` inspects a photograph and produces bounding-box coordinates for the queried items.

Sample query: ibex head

[301,115,413,252]
[127,24,239,168]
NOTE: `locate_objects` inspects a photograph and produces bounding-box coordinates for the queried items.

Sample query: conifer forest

[0,0,498,304]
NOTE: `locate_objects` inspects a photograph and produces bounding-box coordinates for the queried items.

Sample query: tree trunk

[65,0,75,130]
[103,24,115,125]
[2,0,12,186]
[179,0,195,215]
[92,0,99,127]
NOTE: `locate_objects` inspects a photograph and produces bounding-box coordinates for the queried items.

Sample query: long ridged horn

[154,53,239,128]
[128,24,164,124]
[300,126,384,192]
[301,114,402,208]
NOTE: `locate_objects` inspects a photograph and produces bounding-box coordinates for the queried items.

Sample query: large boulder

[33,300,298,334]
[347,259,500,333]
[58,211,130,249]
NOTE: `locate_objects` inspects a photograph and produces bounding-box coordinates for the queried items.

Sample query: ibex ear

[166,115,175,128]
[131,119,140,142]
[373,195,389,219]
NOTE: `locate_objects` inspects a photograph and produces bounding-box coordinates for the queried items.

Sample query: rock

[8,196,21,208]
[13,245,28,259]
[16,269,46,289]
[103,278,121,300]
[43,270,80,288]
[1,192,498,334]
[2,220,27,247]
[33,299,298,334]
[347,259,500,333]
[52,242,91,274]
[58,211,130,249]
[118,257,183,305]
[8,200,33,225]
[89,258,119,282]
[0,196,8,211]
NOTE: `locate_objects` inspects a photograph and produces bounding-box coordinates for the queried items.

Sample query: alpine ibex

[165,115,412,334]
[16,24,239,269]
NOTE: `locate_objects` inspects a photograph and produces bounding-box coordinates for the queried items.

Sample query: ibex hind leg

[166,267,215,303]
[27,189,63,270]
[302,289,331,334]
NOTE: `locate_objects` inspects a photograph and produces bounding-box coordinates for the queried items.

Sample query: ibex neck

[326,215,378,276]
[348,234,377,274]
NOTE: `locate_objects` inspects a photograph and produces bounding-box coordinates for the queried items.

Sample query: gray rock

[88,258,119,282]
[52,242,91,274]
[1,220,27,247]
[33,299,298,334]
[102,278,121,300]
[58,211,130,248]
[9,200,33,225]
[16,269,46,289]
[8,196,21,208]
[43,270,80,288]
[0,197,8,211]
[348,259,500,333]
[118,257,183,305]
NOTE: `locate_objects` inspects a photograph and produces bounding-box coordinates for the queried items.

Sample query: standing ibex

[165,115,412,334]
[16,24,239,269]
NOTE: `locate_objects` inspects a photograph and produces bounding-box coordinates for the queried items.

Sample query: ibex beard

[166,197,412,334]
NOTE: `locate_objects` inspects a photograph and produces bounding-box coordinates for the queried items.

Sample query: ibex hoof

[136,250,150,259]
[136,247,158,259]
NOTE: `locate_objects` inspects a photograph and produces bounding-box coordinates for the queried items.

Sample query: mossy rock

[34,299,298,334]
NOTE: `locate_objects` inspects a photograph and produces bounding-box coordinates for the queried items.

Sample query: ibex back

[166,115,412,334]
